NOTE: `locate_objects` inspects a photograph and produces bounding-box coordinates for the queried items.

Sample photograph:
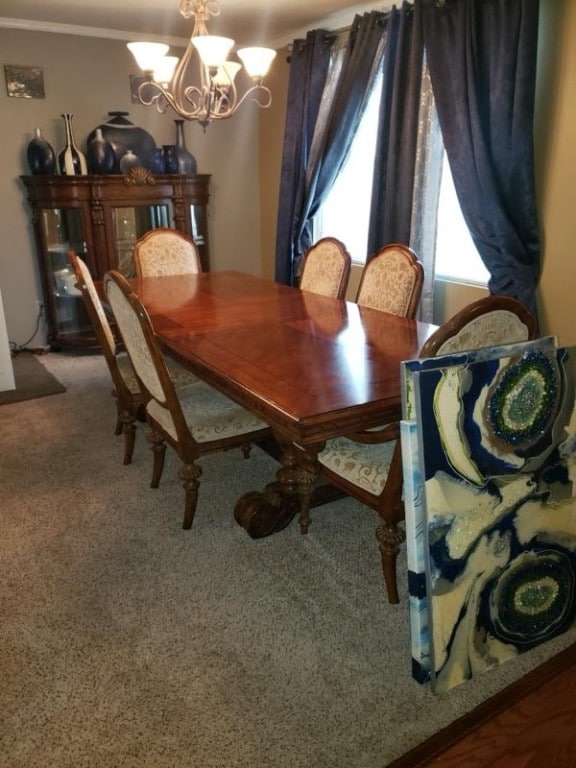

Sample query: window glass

[434,153,489,284]
[313,76,382,264]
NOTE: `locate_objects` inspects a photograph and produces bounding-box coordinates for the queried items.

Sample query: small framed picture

[130,74,148,104]
[4,65,45,99]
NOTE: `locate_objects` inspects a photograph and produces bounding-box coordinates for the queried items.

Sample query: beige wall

[0,29,262,348]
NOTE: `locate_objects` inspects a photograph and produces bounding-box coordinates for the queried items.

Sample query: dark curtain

[422,0,541,318]
[274,30,333,285]
[293,11,389,266]
[367,1,425,254]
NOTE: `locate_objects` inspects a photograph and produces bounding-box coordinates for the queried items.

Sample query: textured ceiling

[0,1,392,48]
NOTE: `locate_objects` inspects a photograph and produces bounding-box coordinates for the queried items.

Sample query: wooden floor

[391,643,576,768]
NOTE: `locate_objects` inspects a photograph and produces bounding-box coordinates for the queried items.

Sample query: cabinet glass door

[112,204,171,276]
[41,208,92,343]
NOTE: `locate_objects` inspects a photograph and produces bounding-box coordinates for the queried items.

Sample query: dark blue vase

[150,147,166,174]
[26,128,56,175]
[174,119,197,175]
[87,129,115,174]
[163,145,179,174]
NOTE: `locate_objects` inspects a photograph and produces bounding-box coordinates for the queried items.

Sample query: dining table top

[131,270,438,447]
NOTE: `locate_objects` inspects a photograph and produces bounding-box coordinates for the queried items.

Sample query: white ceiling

[0,1,392,49]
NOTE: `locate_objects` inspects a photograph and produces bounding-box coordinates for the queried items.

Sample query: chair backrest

[104,270,191,448]
[133,228,202,278]
[69,251,134,394]
[355,243,424,318]
[298,237,352,300]
[419,295,538,358]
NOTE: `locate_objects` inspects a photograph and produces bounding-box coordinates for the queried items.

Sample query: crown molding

[0,17,188,47]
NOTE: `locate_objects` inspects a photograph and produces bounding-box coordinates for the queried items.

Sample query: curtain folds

[274,30,333,285]
[422,0,541,318]
[275,13,388,285]
[367,1,425,255]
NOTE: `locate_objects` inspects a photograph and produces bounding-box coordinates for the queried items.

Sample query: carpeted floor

[0,352,66,405]
[1,351,575,768]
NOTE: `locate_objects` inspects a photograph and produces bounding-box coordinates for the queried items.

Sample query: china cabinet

[21,170,210,349]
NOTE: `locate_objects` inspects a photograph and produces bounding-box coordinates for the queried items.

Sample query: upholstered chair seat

[104,269,272,529]
[299,237,352,299]
[316,294,537,605]
[133,228,201,277]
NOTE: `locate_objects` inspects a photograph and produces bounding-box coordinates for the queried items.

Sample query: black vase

[87,128,115,174]
[174,119,197,175]
[26,128,56,175]
[87,111,157,173]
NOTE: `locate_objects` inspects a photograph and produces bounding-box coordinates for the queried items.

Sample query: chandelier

[127,0,277,129]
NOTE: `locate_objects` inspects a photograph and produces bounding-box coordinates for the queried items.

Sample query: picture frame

[4,65,45,99]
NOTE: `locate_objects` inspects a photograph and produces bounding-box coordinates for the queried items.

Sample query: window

[312,76,381,264]
[434,153,489,285]
[314,83,489,286]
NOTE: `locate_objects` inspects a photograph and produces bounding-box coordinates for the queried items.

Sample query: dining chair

[70,251,197,466]
[316,294,538,604]
[298,237,352,300]
[104,269,272,529]
[355,243,424,318]
[133,228,202,278]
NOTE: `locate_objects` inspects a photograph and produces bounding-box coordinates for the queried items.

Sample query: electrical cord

[9,305,47,356]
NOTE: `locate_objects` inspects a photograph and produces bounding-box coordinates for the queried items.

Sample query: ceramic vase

[119,150,141,174]
[87,128,115,174]
[174,119,197,175]
[87,112,157,173]
[163,145,179,174]
[150,147,166,174]
[26,128,56,175]
[58,113,87,176]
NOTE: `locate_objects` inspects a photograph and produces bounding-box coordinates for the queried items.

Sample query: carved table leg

[234,441,319,539]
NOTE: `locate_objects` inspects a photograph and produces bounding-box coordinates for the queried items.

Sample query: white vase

[58,113,87,176]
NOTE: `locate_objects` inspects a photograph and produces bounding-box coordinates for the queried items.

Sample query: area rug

[0,351,66,405]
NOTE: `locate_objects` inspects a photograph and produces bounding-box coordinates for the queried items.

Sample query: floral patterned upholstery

[429,311,531,355]
[356,244,424,318]
[316,293,537,604]
[133,228,201,278]
[104,270,271,529]
[318,436,396,495]
[299,237,351,299]
[71,252,197,465]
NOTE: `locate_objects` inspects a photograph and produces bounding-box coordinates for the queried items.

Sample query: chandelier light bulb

[153,56,179,85]
[192,35,234,69]
[237,47,277,80]
[127,42,169,72]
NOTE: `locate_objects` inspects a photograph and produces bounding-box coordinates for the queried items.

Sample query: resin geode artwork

[400,338,576,692]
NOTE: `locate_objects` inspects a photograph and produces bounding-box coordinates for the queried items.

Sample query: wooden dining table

[130,270,438,574]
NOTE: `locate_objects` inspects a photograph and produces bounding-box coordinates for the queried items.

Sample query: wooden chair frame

[70,250,146,465]
[318,293,538,605]
[104,270,272,529]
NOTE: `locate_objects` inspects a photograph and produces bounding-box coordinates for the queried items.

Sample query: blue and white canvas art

[401,338,576,692]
